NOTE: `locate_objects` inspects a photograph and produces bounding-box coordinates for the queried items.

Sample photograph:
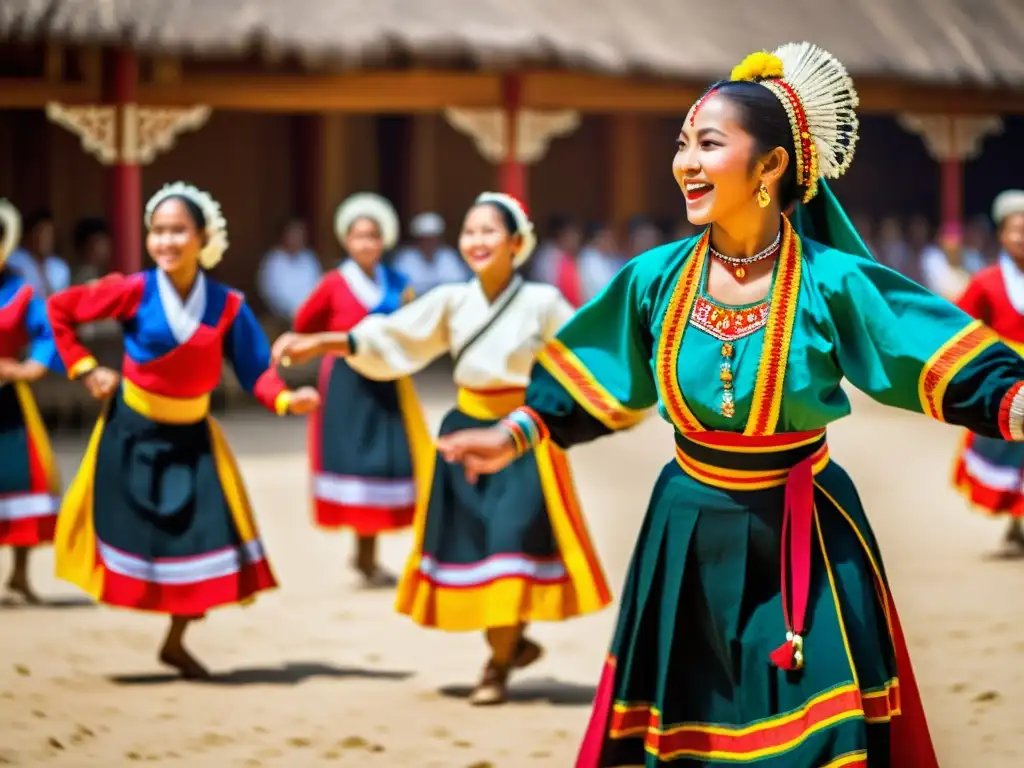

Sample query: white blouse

[346,276,573,389]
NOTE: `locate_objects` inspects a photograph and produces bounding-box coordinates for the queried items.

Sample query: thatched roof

[3,0,1024,87]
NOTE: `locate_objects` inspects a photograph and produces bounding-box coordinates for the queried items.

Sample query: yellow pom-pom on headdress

[730,51,785,83]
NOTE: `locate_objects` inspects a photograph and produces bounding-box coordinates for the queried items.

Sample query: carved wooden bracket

[898,114,1004,162]
[46,102,212,165]
[443,109,580,164]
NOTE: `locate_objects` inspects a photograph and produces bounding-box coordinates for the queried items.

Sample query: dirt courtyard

[2,378,1024,767]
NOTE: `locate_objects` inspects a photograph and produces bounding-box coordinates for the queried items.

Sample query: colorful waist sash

[674,428,829,672]
[457,387,527,421]
[122,378,210,425]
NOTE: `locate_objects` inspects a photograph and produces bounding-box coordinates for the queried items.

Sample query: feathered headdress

[0,199,22,268]
[474,191,537,267]
[144,182,229,269]
[334,192,400,251]
[729,42,860,203]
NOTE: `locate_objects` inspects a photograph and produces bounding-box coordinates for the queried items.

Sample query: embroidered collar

[340,259,386,310]
[999,253,1024,315]
[156,268,207,345]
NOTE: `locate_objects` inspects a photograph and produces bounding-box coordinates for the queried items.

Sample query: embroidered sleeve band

[500,406,550,456]
[999,382,1024,441]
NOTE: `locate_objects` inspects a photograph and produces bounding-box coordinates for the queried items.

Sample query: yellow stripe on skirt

[13,381,61,495]
[395,387,611,630]
[54,380,275,606]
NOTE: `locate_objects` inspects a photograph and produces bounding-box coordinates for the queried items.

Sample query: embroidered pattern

[657,219,802,436]
[918,319,999,422]
[690,295,770,341]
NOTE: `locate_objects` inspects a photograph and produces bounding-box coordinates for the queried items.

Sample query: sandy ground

[3,377,1024,767]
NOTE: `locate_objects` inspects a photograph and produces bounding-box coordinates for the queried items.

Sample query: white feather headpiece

[334,192,399,251]
[473,192,537,268]
[992,190,1024,227]
[0,199,22,267]
[728,42,860,203]
[144,182,229,270]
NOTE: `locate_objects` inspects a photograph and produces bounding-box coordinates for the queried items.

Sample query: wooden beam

[0,79,99,108]
[4,67,1024,116]
[523,71,1024,116]
[137,72,502,112]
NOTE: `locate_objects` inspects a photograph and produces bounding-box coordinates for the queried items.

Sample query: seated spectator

[6,209,70,296]
[577,221,626,303]
[257,216,322,321]
[71,217,112,284]
[392,211,468,295]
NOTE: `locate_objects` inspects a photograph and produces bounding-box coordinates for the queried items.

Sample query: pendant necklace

[709,230,781,279]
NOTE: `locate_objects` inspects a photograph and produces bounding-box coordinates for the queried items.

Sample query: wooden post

[499,74,527,204]
[316,113,350,261]
[898,113,1002,236]
[608,114,647,241]
[106,49,142,274]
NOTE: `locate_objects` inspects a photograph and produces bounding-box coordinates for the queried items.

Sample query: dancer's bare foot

[469,660,510,706]
[513,636,544,670]
[1004,519,1024,549]
[358,567,398,589]
[4,575,41,605]
[158,645,211,680]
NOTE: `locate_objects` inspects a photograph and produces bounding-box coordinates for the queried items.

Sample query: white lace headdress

[727,42,860,203]
[334,192,399,251]
[993,190,1024,227]
[144,182,229,269]
[473,192,537,267]
[0,199,21,267]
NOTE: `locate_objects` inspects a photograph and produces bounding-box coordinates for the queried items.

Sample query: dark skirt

[54,390,276,614]
[0,382,59,547]
[309,356,430,534]
[394,406,610,631]
[953,431,1024,517]
[576,434,935,767]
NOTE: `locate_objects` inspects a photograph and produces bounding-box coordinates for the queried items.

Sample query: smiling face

[458,204,522,278]
[343,216,384,272]
[1001,212,1024,268]
[673,93,770,228]
[146,198,203,276]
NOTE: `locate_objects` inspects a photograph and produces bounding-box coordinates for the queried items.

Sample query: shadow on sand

[110,661,414,687]
[0,595,96,610]
[440,676,596,707]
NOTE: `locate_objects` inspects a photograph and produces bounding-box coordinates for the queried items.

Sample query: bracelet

[499,406,549,456]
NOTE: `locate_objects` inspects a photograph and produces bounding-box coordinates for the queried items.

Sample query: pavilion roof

[3,0,1024,87]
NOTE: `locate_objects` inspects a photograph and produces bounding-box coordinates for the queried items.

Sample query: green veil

[790,179,875,261]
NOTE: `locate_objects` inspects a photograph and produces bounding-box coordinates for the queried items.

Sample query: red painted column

[106,49,142,274]
[498,74,527,204]
[940,157,963,236]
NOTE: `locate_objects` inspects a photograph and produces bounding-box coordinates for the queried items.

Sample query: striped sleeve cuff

[274,390,293,416]
[499,406,550,457]
[68,355,98,380]
[999,381,1024,440]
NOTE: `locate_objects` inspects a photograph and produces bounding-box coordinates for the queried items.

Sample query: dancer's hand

[0,358,43,383]
[81,366,121,400]
[287,386,321,415]
[436,427,518,483]
[271,332,325,368]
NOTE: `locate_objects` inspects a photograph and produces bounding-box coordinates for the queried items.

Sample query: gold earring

[756,182,771,208]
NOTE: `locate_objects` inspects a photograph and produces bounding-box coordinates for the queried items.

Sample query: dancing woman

[48,182,319,678]
[0,199,63,603]
[293,193,431,587]
[952,190,1024,547]
[427,43,1021,766]
[273,192,611,705]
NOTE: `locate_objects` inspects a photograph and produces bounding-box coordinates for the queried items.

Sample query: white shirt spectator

[257,248,322,320]
[392,245,469,296]
[392,211,469,296]
[5,248,70,297]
